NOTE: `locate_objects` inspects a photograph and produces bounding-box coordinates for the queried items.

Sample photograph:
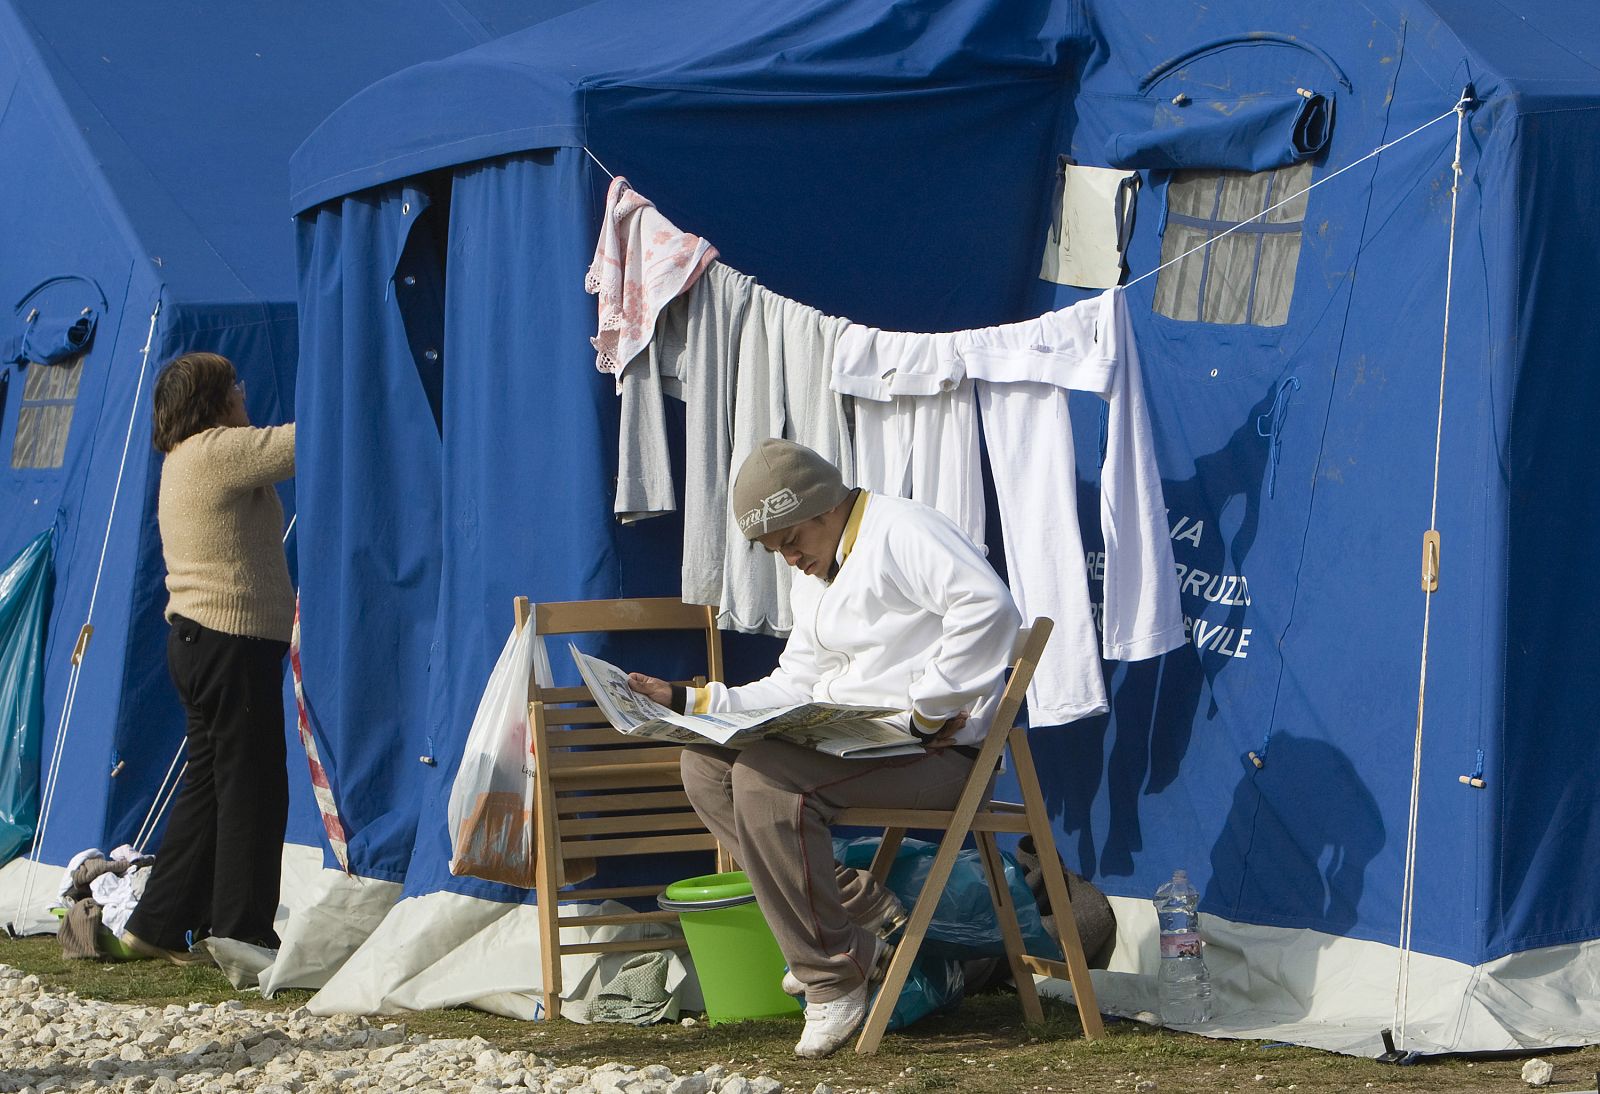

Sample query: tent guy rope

[1126,96,1470,291]
[1393,86,1475,1052]
[10,298,161,933]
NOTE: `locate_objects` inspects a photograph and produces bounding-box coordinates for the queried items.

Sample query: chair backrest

[515,597,724,883]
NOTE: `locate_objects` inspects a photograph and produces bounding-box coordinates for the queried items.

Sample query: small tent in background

[0,0,606,935]
[284,0,1600,1052]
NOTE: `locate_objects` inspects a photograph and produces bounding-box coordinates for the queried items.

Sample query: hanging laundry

[615,261,853,635]
[831,326,985,549]
[968,289,1185,724]
[592,183,1179,674]
[718,283,851,635]
[586,176,718,382]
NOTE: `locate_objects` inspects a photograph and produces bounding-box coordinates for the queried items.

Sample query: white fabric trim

[1040,894,1600,1056]
[302,890,697,1020]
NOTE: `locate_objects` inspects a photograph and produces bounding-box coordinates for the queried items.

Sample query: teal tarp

[0,530,52,865]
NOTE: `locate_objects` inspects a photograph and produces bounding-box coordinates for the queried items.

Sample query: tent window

[1154,160,1312,327]
[11,355,84,469]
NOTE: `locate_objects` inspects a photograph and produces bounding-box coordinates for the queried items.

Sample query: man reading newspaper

[625,438,1020,1057]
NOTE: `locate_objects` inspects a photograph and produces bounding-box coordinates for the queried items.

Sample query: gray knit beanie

[731,439,850,540]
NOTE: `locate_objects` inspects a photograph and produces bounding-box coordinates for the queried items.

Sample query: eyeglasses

[232,380,246,400]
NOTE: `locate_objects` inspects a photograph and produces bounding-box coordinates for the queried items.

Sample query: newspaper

[569,645,926,759]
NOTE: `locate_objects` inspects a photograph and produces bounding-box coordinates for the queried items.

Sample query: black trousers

[125,615,290,950]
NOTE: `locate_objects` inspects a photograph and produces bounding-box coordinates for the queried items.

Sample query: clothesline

[584,147,616,179]
[587,93,1467,297]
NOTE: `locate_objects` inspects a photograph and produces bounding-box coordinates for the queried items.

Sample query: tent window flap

[11,355,83,470]
[1154,160,1311,327]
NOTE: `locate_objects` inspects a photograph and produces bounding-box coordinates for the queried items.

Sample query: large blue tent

[0,0,608,930]
[286,0,1600,1050]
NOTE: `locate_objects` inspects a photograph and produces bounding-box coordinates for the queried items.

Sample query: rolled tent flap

[1103,90,1334,173]
[3,306,99,366]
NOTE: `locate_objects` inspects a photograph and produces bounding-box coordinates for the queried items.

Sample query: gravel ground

[0,965,823,1094]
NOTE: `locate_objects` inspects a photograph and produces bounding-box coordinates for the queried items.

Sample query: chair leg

[868,828,907,883]
[975,830,1043,1025]
[1010,730,1105,1039]
[855,824,969,1054]
[533,801,564,1021]
[535,893,563,1020]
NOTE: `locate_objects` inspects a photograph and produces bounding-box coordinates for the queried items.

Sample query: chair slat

[564,938,689,956]
[554,789,695,816]
[835,807,1032,834]
[546,746,686,769]
[537,598,715,635]
[530,685,592,704]
[539,726,650,745]
[560,833,718,859]
[549,763,686,791]
[546,884,668,903]
[560,812,706,837]
[538,707,615,728]
[556,910,680,929]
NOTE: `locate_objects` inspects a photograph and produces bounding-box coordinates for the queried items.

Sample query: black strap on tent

[1139,32,1353,93]
[13,273,108,313]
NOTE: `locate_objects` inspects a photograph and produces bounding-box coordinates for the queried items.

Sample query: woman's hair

[151,352,236,453]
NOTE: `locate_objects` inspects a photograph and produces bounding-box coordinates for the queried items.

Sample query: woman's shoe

[118,931,214,967]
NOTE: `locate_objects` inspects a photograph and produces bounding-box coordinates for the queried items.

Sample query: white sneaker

[783,935,893,1018]
[794,983,868,1058]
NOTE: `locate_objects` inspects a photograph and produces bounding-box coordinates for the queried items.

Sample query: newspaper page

[569,645,925,758]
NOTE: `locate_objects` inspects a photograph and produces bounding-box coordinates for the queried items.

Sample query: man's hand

[923,711,969,749]
[626,672,673,706]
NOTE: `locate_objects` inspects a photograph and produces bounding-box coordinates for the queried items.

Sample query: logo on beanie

[738,487,801,533]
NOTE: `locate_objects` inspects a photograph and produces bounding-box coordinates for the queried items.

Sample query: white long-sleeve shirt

[684,492,1021,747]
[971,288,1186,723]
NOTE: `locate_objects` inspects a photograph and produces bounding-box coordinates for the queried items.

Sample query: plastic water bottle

[1153,868,1213,1025]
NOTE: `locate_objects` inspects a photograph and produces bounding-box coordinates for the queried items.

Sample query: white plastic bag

[446,618,553,888]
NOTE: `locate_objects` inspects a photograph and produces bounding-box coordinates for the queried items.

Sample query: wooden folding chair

[834,618,1105,1052]
[514,596,725,1021]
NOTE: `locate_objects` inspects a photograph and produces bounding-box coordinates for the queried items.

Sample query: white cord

[134,761,188,856]
[584,147,617,180]
[12,299,161,931]
[131,742,188,852]
[1127,100,1467,291]
[1394,92,1471,1049]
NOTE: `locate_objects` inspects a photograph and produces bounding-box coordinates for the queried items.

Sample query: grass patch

[2,934,1595,1093]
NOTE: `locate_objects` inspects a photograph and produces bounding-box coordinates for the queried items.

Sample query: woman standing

[121,352,295,963]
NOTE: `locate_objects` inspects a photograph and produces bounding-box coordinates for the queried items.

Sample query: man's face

[756,515,840,579]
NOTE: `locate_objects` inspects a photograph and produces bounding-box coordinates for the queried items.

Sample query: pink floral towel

[586,175,718,383]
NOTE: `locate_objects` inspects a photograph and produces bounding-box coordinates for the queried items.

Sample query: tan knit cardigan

[159,423,296,642]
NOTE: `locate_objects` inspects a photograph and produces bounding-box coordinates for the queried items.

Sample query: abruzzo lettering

[1084,512,1255,659]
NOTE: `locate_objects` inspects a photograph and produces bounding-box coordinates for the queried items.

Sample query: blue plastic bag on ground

[835,834,1062,1029]
[836,835,1062,962]
[0,530,53,865]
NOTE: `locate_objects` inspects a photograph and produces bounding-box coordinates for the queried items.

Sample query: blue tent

[287,0,1600,1050]
[0,0,607,928]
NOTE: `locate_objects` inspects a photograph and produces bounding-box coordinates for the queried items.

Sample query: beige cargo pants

[681,740,973,1002]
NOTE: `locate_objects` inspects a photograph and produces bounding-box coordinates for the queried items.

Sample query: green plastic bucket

[660,871,802,1025]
